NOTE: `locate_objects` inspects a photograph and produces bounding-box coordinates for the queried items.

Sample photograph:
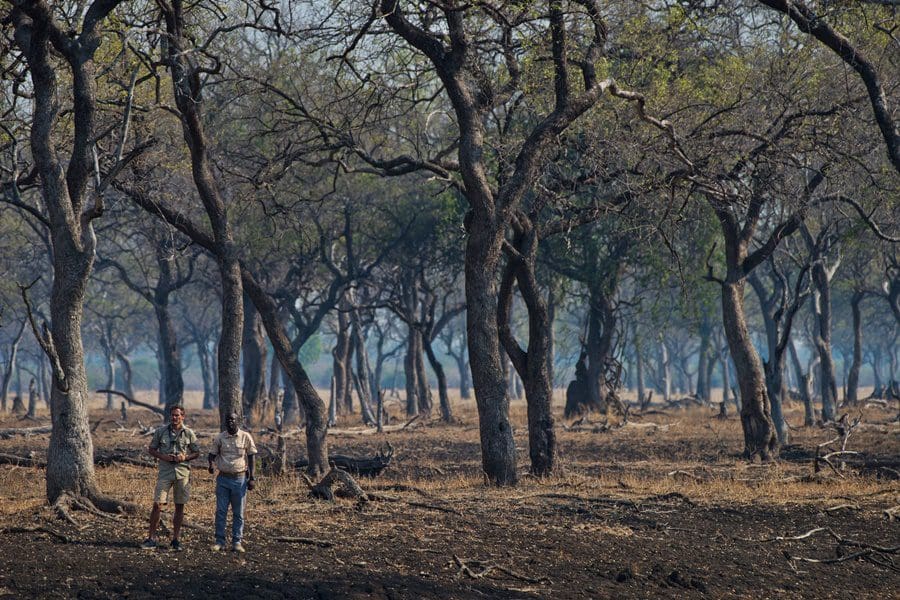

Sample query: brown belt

[217,471,246,479]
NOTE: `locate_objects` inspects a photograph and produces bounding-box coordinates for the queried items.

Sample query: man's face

[170,409,184,428]
[226,414,239,434]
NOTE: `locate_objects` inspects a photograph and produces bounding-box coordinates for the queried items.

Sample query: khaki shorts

[153,474,190,504]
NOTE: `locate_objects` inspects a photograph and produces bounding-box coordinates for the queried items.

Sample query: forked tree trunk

[498,227,556,477]
[722,282,777,460]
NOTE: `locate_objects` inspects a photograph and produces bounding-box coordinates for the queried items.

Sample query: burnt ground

[0,395,897,599]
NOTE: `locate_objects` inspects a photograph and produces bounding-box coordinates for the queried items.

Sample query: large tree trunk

[722,282,778,460]
[467,224,517,485]
[241,292,268,422]
[11,3,132,510]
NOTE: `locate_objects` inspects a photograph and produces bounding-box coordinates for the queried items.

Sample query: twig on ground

[274,536,333,548]
[0,525,70,543]
[452,555,551,585]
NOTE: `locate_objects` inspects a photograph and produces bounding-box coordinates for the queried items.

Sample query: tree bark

[414,330,433,415]
[332,308,352,415]
[811,269,838,422]
[241,292,268,422]
[845,292,864,405]
[722,281,778,460]
[423,334,452,422]
[1,319,26,412]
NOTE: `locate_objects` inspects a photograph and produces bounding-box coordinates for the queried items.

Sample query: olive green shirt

[149,424,199,480]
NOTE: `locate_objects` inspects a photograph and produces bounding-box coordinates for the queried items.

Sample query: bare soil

[0,393,897,599]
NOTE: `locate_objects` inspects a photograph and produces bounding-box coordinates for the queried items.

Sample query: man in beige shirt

[207,412,257,552]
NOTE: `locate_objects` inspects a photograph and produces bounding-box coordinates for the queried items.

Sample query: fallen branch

[0,425,52,439]
[274,536,333,548]
[95,389,165,417]
[0,452,47,468]
[452,555,551,585]
[0,525,70,543]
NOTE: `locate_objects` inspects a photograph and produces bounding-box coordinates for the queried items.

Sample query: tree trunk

[154,300,184,415]
[241,292,268,422]
[415,331,434,415]
[789,341,817,426]
[404,328,419,416]
[350,313,376,425]
[660,341,672,403]
[281,363,301,426]
[1,319,26,412]
[466,224,517,485]
[696,319,712,403]
[811,266,838,422]
[332,308,352,415]
[722,282,777,460]
[423,334,452,422]
[845,292,864,405]
[116,352,137,403]
[498,227,557,477]
[26,378,38,419]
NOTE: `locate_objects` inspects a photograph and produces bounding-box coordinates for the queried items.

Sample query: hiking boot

[171,539,183,552]
[140,538,157,550]
[233,542,246,553]
[211,543,224,552]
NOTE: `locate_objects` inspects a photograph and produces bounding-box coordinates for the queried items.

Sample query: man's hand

[247,478,255,491]
[208,464,215,474]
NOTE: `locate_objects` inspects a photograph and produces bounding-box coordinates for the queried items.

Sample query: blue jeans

[215,474,247,545]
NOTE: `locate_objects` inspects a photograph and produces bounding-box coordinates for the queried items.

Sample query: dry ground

[0,390,897,599]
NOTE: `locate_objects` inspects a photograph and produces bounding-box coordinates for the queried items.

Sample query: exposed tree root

[51,491,138,525]
[451,554,551,585]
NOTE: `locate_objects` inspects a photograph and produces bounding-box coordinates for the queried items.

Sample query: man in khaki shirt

[207,412,257,552]
[142,405,200,551]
